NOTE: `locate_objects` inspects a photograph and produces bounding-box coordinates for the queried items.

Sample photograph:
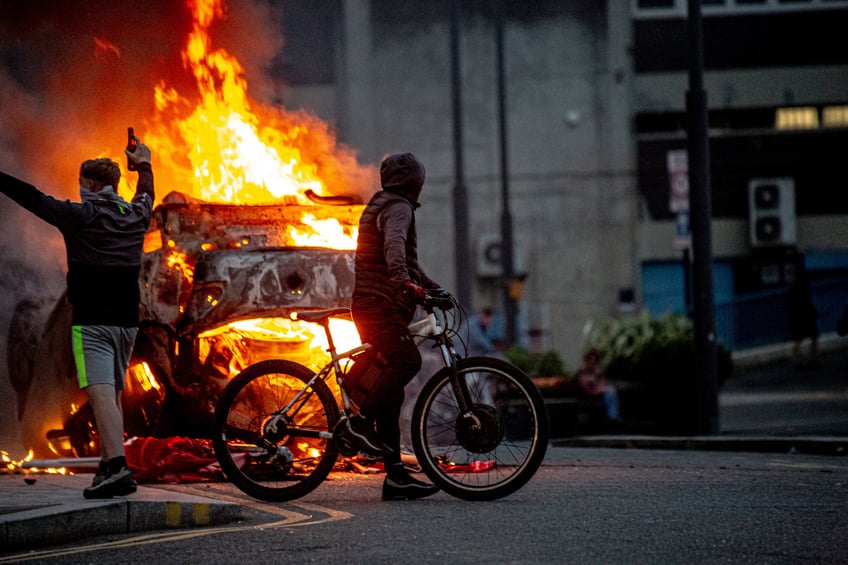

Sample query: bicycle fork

[437,340,483,431]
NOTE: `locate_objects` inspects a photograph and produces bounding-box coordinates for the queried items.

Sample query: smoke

[0,0,374,455]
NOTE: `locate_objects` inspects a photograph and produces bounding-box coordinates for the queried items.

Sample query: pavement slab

[0,473,241,552]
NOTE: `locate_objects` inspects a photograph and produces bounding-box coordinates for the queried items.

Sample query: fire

[3,0,374,464]
[1,450,31,472]
[197,316,362,379]
[138,0,358,207]
[128,362,162,393]
[289,215,358,250]
[1,450,68,475]
[166,245,195,281]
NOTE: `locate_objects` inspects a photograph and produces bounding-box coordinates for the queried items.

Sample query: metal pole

[451,0,471,308]
[683,248,692,317]
[495,0,516,346]
[686,0,719,434]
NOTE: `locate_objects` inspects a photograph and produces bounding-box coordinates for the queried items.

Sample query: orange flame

[289,215,358,250]
[139,0,349,207]
[197,316,362,379]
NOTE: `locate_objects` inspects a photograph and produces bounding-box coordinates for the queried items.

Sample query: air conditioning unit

[476,234,526,278]
[748,178,797,248]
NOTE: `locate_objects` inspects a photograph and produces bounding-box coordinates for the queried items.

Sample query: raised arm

[0,171,44,215]
[126,137,154,201]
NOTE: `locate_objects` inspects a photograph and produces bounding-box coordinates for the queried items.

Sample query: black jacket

[353,189,437,321]
[0,164,154,326]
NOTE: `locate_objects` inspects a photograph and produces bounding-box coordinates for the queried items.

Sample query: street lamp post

[686,0,719,434]
[495,0,517,346]
[451,0,471,308]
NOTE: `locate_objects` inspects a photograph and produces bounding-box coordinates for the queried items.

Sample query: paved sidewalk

[0,472,241,552]
[2,337,846,553]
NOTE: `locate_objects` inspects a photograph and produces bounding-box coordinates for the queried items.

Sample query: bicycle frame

[266,296,478,440]
[260,321,371,441]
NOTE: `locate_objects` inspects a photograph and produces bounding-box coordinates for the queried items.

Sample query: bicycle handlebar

[421,289,457,312]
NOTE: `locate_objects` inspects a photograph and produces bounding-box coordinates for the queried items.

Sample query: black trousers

[352,298,422,465]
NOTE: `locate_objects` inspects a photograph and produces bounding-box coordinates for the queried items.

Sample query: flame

[166,247,195,281]
[197,316,362,379]
[1,450,20,471]
[128,362,162,393]
[1,449,69,475]
[140,0,349,206]
[289,215,358,250]
[25,466,70,475]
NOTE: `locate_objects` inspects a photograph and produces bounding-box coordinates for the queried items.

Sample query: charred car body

[9,191,362,458]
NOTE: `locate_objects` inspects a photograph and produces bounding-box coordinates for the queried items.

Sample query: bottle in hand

[126,127,138,171]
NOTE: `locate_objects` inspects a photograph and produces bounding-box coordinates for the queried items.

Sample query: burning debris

[10,192,364,458]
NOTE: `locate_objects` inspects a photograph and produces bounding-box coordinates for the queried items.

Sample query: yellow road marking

[0,495,352,563]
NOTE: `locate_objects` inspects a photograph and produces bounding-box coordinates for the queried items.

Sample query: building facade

[275,0,848,361]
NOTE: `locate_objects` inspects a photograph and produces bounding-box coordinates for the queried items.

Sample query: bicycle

[212,291,549,502]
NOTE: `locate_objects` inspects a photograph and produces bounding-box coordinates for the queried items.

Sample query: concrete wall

[280,1,638,364]
[278,1,848,363]
[294,1,638,365]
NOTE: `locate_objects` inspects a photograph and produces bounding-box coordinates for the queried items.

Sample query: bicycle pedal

[333,418,361,458]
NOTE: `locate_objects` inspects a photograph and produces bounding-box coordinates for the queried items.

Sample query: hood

[380,153,425,204]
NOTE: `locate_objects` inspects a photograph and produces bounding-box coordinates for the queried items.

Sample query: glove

[402,281,426,303]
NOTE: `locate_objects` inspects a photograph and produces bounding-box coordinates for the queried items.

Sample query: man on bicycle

[346,152,443,501]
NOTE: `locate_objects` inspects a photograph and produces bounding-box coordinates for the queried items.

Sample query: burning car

[3,0,382,460]
[9,190,364,458]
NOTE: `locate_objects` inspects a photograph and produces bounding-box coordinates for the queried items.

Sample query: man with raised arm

[0,136,154,498]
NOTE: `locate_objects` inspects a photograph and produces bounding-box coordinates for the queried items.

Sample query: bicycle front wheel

[213,359,339,502]
[411,357,549,501]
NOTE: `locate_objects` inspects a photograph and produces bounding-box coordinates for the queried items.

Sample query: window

[823,106,848,128]
[775,107,820,130]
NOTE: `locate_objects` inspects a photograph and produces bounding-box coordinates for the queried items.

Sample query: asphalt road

[7,447,846,565]
[720,345,848,436]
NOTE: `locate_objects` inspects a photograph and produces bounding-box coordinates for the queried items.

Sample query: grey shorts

[71,325,138,390]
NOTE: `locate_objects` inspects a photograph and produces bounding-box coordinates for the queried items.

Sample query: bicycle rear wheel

[213,359,339,502]
[411,357,548,501]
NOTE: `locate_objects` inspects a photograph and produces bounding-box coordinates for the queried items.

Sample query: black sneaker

[91,461,109,487]
[382,474,439,501]
[345,415,395,457]
[83,466,137,499]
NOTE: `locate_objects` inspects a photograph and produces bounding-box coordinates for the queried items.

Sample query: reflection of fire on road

[4,0,375,460]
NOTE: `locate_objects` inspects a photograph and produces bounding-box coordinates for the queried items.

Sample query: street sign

[668,150,691,250]
[667,149,689,213]
[674,209,692,250]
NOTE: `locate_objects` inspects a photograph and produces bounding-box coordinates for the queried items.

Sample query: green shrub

[505,344,534,374]
[505,345,568,378]
[537,350,566,377]
[584,309,732,385]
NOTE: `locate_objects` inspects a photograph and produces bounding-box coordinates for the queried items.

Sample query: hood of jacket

[380,152,425,205]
